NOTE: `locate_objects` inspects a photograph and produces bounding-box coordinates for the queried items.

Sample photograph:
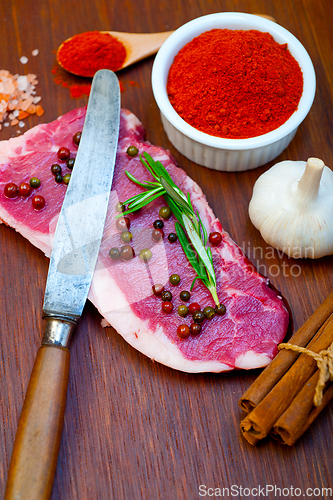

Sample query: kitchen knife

[5,69,120,500]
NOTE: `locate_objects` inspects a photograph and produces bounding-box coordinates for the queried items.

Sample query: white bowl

[151,12,316,172]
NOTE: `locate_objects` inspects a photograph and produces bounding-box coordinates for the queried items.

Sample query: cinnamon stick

[239,291,333,413]
[240,317,333,443]
[271,373,333,445]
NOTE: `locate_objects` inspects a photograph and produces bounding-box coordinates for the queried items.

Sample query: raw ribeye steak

[0,107,289,373]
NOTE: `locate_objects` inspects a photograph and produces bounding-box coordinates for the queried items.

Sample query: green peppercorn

[126,145,139,157]
[55,173,63,183]
[169,273,180,286]
[63,173,71,185]
[161,290,172,301]
[51,164,61,175]
[121,231,133,243]
[29,177,41,188]
[180,290,191,302]
[178,304,189,317]
[215,304,226,316]
[109,247,120,260]
[66,158,75,170]
[203,306,216,319]
[139,248,152,262]
[192,310,205,324]
[168,233,178,243]
[159,206,172,220]
[116,202,126,213]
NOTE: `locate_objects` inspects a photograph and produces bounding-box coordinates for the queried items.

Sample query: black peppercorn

[168,233,178,243]
[161,290,172,301]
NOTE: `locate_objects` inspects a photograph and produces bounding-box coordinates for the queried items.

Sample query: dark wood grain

[1,0,332,499]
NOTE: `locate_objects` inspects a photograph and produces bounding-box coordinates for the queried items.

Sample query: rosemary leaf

[182,214,216,282]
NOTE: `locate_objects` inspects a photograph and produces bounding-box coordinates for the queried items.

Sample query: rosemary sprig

[119,152,220,305]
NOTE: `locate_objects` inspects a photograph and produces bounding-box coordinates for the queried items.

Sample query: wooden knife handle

[5,345,70,500]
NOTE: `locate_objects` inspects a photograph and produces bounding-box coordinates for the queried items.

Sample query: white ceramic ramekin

[151,12,316,171]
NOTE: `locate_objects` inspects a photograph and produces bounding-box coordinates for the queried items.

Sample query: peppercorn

[152,283,164,296]
[29,177,41,188]
[168,233,177,243]
[188,303,200,314]
[4,183,18,198]
[139,248,152,262]
[161,290,172,301]
[126,145,139,157]
[66,158,75,170]
[120,245,134,261]
[63,173,71,185]
[209,231,222,246]
[51,164,61,175]
[153,220,164,229]
[162,301,173,313]
[109,247,121,260]
[180,290,191,302]
[116,216,130,231]
[190,323,202,335]
[169,274,180,286]
[120,231,132,243]
[203,306,216,319]
[177,324,190,338]
[215,304,226,316]
[159,206,172,219]
[55,173,63,183]
[57,147,70,161]
[73,131,82,146]
[116,202,126,213]
[18,182,31,197]
[177,304,189,317]
[32,195,45,210]
[192,310,205,323]
[152,228,164,241]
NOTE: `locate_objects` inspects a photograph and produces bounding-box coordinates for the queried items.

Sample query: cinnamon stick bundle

[239,291,333,446]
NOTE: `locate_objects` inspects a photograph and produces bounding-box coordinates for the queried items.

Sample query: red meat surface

[0,107,289,372]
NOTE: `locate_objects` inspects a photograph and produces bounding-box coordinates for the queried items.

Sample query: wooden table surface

[1,0,333,499]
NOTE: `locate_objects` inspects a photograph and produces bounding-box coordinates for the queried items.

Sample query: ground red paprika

[57,31,127,77]
[167,29,303,139]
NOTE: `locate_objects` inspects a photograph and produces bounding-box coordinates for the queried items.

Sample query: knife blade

[5,69,120,500]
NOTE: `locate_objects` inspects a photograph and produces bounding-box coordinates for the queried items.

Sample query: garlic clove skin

[249,158,333,259]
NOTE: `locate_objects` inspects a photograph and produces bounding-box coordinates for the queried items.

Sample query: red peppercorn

[209,231,222,246]
[116,216,130,232]
[152,284,164,296]
[177,324,190,338]
[32,195,45,210]
[190,323,202,335]
[188,302,201,314]
[120,245,134,261]
[18,182,32,197]
[162,301,173,313]
[57,147,70,160]
[152,228,164,241]
[4,182,19,198]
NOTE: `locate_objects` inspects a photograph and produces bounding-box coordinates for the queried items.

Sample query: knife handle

[5,345,70,500]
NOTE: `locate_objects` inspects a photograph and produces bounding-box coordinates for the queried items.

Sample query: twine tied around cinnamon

[278,342,333,407]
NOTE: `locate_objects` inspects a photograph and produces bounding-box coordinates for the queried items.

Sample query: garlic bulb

[249,157,333,259]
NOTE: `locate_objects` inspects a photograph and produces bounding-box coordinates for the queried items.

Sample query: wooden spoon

[57,30,174,77]
[57,16,276,78]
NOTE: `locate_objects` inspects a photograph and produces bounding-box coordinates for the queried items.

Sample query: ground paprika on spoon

[167,29,303,139]
[57,31,127,77]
